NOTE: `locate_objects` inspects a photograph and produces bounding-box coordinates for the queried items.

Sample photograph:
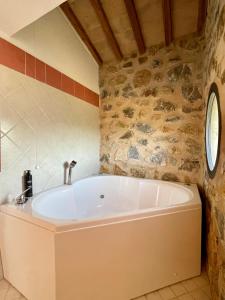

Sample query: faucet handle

[69,160,77,167]
[67,160,77,185]
[15,187,31,205]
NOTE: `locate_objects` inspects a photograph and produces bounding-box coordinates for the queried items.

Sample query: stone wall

[99,35,204,184]
[99,8,225,297]
[202,0,225,298]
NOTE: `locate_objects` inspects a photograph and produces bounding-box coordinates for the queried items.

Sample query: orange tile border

[46,64,61,90]
[35,59,46,83]
[84,87,99,107]
[0,38,99,107]
[0,38,25,74]
[61,74,74,96]
[74,81,85,100]
[25,53,35,78]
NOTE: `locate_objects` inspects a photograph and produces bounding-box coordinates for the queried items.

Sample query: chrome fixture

[67,160,77,185]
[15,187,31,205]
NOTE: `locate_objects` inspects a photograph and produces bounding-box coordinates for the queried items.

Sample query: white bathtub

[0,175,202,300]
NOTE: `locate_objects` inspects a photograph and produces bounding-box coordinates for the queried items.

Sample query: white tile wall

[0,65,100,203]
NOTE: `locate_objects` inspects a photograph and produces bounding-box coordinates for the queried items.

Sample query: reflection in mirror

[205,83,221,177]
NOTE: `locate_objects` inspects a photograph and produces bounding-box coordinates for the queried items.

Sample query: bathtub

[0,175,201,300]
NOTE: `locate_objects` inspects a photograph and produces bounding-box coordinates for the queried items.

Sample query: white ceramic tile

[146,291,162,300]
[0,288,8,300]
[0,65,100,204]
[5,86,39,121]
[5,286,21,300]
[201,285,211,297]
[170,282,187,296]
[6,120,35,153]
[0,66,24,98]
[192,275,209,288]
[178,294,194,300]
[190,289,210,300]
[0,276,212,300]
[181,278,198,292]
[0,279,9,290]
[158,287,175,300]
[0,96,22,133]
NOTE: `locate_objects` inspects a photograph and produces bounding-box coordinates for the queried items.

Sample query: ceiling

[61,0,207,64]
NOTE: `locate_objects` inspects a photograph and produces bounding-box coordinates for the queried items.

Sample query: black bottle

[24,170,33,198]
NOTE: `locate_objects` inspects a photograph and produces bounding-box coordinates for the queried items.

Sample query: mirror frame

[205,82,222,178]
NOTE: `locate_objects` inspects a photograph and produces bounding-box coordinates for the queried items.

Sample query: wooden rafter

[89,0,123,60]
[197,0,207,34]
[60,2,103,65]
[124,0,146,54]
[162,0,173,46]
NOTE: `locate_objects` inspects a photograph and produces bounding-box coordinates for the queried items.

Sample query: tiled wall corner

[0,64,100,204]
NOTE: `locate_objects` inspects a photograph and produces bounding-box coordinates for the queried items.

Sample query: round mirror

[205,83,221,177]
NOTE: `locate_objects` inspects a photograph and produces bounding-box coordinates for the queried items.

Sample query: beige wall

[0,0,65,36]
[0,8,99,93]
[99,35,204,184]
[202,0,225,299]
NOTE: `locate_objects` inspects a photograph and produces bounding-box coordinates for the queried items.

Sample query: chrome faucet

[67,160,77,185]
[15,187,31,205]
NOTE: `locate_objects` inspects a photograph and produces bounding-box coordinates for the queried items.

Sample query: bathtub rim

[0,176,201,233]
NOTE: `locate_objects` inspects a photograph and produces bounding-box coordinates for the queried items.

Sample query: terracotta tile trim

[0,38,99,107]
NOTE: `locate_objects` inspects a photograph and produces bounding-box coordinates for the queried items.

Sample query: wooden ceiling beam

[89,0,123,61]
[124,0,146,54]
[162,0,173,46]
[60,2,103,65]
[197,0,207,34]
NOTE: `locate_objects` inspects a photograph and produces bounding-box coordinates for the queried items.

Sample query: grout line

[0,274,211,300]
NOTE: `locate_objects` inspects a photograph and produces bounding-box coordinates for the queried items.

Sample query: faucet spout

[15,187,31,205]
[67,160,77,185]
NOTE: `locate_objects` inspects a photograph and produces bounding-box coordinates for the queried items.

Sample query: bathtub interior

[32,176,194,221]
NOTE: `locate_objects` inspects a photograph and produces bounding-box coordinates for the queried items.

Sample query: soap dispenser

[24,170,33,198]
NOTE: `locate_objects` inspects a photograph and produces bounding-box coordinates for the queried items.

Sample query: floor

[0,272,211,300]
[0,279,25,300]
[134,272,211,300]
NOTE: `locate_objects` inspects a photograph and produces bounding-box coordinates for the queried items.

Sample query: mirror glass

[205,84,221,176]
